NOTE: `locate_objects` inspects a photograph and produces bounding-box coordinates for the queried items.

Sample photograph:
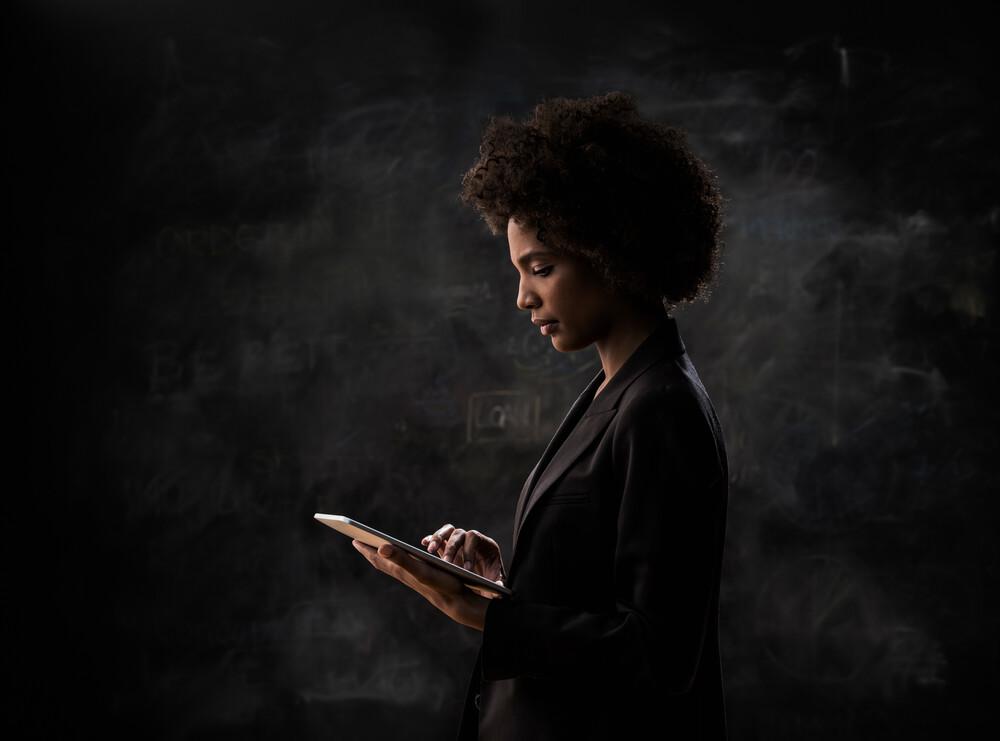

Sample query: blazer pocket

[545,489,591,505]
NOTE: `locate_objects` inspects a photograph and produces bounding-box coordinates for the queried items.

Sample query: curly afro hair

[459,91,725,315]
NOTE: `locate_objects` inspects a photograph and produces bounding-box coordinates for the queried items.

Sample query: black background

[9,1,998,738]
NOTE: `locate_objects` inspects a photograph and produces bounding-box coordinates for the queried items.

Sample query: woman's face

[507,216,616,352]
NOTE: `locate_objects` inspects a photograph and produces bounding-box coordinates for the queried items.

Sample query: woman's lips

[540,321,559,336]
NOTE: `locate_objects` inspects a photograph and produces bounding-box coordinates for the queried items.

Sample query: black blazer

[455,314,729,740]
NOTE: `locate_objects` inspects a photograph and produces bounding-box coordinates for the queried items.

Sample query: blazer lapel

[510,405,617,563]
[510,368,604,550]
[508,315,687,569]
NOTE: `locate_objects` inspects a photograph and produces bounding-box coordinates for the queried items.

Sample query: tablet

[314,513,512,598]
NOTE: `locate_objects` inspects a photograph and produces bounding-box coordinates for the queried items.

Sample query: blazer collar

[583,313,686,417]
[508,314,686,572]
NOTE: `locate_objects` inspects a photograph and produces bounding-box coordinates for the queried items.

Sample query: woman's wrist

[459,590,491,632]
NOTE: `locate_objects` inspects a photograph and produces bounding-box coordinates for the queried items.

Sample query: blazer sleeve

[479,388,725,695]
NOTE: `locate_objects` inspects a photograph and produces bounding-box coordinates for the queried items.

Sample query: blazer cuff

[480,596,523,680]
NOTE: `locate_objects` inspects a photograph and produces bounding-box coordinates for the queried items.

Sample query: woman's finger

[353,539,461,599]
[354,540,424,589]
[467,582,504,599]
[463,530,483,571]
[441,529,466,564]
[422,524,455,555]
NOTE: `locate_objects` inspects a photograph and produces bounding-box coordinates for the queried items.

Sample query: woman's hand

[420,524,507,599]
[351,539,492,631]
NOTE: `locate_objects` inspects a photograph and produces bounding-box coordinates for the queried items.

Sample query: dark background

[9,1,997,738]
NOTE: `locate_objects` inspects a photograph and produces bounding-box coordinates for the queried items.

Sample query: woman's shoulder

[612,361,726,479]
[612,355,726,465]
[616,354,709,419]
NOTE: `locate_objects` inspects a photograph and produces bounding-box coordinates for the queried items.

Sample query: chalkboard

[11,1,997,739]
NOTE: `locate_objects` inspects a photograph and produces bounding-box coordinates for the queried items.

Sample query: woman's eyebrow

[515,250,553,267]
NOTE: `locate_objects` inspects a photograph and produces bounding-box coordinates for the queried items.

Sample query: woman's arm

[479,388,726,695]
[352,538,495,630]
[353,524,509,629]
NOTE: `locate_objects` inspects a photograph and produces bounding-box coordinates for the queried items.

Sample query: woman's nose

[516,287,538,312]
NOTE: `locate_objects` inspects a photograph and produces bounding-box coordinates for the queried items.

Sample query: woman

[352,91,729,740]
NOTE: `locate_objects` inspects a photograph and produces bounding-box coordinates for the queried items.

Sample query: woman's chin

[548,331,573,352]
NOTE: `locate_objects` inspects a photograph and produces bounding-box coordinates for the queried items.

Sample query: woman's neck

[593,309,664,391]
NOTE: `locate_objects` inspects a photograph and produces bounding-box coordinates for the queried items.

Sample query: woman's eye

[532,266,553,276]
